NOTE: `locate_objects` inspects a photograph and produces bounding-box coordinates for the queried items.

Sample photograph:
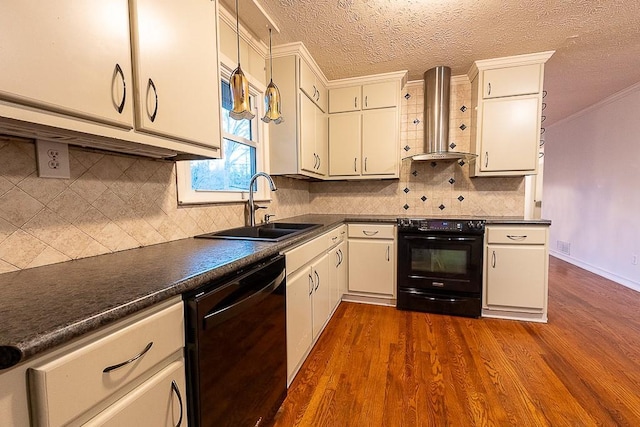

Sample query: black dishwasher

[184,254,286,427]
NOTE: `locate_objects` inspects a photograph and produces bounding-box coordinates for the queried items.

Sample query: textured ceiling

[240,0,640,125]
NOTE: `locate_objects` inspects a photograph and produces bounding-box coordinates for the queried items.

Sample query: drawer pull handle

[103,341,153,373]
[147,78,158,122]
[171,380,184,427]
[362,230,379,236]
[492,250,496,268]
[507,235,527,241]
[114,63,126,114]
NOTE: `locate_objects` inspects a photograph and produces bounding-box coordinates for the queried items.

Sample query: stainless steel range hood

[406,66,476,161]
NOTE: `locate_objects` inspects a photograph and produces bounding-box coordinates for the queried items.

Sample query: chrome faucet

[248,172,277,226]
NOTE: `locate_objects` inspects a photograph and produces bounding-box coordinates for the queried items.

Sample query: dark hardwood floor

[273,257,640,426]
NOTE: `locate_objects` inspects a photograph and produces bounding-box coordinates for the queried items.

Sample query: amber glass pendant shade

[229,0,254,121]
[262,28,283,124]
[229,64,255,120]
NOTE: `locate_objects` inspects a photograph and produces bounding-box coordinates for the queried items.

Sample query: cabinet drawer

[348,223,395,239]
[29,302,184,427]
[482,64,541,98]
[82,358,186,427]
[486,226,547,245]
[326,225,347,248]
[286,232,329,274]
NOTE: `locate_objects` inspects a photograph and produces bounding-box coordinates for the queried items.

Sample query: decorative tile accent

[421,196,427,202]
[459,124,467,131]
[460,105,467,112]
[458,195,465,202]
[430,162,438,168]
[413,118,421,125]
[458,160,466,167]
[439,204,446,210]
[449,178,456,184]
[403,187,410,193]
[449,142,457,149]
[404,145,411,152]
[412,170,418,177]
[403,204,409,210]
[404,93,411,100]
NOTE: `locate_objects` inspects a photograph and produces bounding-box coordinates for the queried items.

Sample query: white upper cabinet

[129,0,221,149]
[468,51,553,177]
[300,57,327,112]
[362,81,398,110]
[327,73,405,179]
[483,64,542,98]
[0,0,133,128]
[328,86,362,113]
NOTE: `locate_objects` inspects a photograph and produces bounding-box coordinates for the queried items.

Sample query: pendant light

[229,0,255,120]
[261,28,284,124]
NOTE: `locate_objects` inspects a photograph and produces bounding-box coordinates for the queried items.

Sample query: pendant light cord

[269,28,273,82]
[235,0,240,66]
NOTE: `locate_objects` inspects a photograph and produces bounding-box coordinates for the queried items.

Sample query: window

[177,66,268,204]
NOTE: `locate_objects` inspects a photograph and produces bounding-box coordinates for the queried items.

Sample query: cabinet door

[0,0,133,128]
[329,113,361,176]
[336,241,348,303]
[329,86,362,113]
[129,0,221,148]
[312,254,331,340]
[286,267,313,382]
[315,107,328,176]
[83,359,187,427]
[362,81,397,110]
[299,94,318,174]
[486,245,546,309]
[480,96,539,172]
[483,64,541,98]
[348,240,394,295]
[315,79,328,113]
[299,58,317,105]
[362,108,398,175]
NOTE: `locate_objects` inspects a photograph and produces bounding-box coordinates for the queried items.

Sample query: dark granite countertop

[0,213,548,370]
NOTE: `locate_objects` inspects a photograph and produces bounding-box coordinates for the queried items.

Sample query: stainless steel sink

[196,222,322,242]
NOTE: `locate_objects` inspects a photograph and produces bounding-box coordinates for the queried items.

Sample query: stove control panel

[397,218,485,234]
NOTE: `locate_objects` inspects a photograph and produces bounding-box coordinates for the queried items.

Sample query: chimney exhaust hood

[405,66,476,162]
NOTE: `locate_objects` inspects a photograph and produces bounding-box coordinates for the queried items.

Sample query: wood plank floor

[273,257,640,426]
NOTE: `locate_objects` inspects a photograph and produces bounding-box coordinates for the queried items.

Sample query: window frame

[176,59,271,205]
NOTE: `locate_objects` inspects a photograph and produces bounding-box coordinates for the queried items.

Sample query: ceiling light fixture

[229,0,255,121]
[262,28,284,124]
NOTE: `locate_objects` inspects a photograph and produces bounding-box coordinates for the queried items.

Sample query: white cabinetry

[129,0,221,148]
[0,0,133,128]
[0,0,221,160]
[284,225,346,385]
[468,52,553,177]
[483,225,549,322]
[328,75,405,179]
[28,300,186,426]
[329,239,348,311]
[347,224,396,297]
[270,45,329,179]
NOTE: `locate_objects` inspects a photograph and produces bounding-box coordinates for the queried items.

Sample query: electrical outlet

[37,140,70,179]
[633,255,638,266]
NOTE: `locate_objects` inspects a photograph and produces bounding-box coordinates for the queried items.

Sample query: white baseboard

[549,251,640,293]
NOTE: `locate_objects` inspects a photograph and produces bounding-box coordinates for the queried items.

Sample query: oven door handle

[403,289,460,303]
[402,235,478,242]
[203,269,285,330]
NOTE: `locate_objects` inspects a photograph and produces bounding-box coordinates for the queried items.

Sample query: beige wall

[309,80,525,216]
[0,137,309,273]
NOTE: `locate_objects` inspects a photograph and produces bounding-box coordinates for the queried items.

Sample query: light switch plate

[36,140,71,179]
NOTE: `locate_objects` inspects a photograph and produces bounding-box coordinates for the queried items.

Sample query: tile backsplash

[0,78,524,273]
[0,136,308,273]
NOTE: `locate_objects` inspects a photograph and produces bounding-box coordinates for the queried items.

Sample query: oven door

[397,232,483,294]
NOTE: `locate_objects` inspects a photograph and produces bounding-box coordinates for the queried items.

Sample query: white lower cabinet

[284,225,346,385]
[483,225,549,322]
[347,224,396,297]
[83,359,187,427]
[27,298,186,426]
